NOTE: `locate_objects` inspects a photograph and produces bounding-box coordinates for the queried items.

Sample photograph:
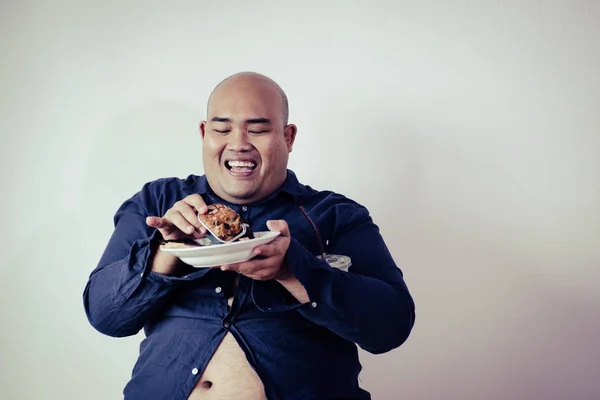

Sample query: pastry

[198,204,243,241]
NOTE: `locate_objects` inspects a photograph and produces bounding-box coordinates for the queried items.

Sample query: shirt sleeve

[253,203,416,354]
[82,182,210,337]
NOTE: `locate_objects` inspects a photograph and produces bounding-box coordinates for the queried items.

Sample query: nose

[226,130,252,152]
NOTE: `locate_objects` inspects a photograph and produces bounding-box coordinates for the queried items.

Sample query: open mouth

[225,160,257,173]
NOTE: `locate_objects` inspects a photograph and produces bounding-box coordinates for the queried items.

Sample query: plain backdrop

[1,1,599,399]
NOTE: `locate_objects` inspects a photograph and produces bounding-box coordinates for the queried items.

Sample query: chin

[223,188,257,201]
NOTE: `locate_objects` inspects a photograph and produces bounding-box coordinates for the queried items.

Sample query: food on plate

[198,204,243,241]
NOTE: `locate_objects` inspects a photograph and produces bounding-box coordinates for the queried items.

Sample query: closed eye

[249,130,269,135]
[214,129,230,134]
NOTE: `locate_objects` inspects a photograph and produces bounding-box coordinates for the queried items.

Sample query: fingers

[163,196,208,238]
[252,241,282,257]
[146,216,168,229]
[170,205,202,231]
[165,210,197,235]
[221,259,275,280]
[146,216,180,239]
[184,194,209,215]
[146,195,209,240]
[223,234,290,280]
[254,221,290,257]
[266,219,290,237]
[216,220,293,281]
[146,216,177,233]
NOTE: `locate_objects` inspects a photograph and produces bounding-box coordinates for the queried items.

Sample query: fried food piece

[199,204,243,241]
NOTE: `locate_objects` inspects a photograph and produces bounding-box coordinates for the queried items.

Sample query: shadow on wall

[81,100,204,217]
[292,92,427,234]
[1,209,145,399]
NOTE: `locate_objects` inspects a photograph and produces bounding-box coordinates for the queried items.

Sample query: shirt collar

[181,169,306,205]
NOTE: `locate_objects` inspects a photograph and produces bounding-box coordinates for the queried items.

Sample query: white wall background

[1,1,599,399]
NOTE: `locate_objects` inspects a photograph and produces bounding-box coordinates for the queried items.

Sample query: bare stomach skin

[187,296,267,400]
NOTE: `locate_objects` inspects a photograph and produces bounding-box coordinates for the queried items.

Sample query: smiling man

[201,73,296,205]
[83,72,416,400]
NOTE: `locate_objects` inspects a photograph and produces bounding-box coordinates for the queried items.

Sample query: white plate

[159,231,281,268]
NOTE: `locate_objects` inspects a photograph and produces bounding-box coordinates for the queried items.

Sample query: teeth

[228,161,256,168]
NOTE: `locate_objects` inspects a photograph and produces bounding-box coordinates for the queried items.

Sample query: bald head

[207,72,289,126]
[200,72,298,204]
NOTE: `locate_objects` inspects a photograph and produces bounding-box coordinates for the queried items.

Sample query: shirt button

[223,321,230,329]
[241,206,248,212]
[191,368,199,375]
[215,287,222,293]
[311,302,318,308]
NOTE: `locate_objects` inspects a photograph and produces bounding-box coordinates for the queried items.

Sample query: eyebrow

[211,117,271,124]
[211,117,231,123]
[246,118,271,124]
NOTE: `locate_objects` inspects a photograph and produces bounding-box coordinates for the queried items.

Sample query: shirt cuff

[135,230,213,287]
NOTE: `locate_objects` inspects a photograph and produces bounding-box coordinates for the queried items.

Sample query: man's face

[200,77,296,205]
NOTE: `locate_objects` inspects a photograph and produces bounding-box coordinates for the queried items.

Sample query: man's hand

[221,220,310,304]
[146,194,208,240]
[221,220,292,280]
[145,194,208,275]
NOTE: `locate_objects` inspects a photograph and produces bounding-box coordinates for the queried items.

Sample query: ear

[200,121,207,140]
[283,124,297,152]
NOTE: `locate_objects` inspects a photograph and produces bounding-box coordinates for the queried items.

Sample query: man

[83,72,415,400]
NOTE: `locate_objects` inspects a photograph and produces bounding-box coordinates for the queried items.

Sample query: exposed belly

[187,296,266,400]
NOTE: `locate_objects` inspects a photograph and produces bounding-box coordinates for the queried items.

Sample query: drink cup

[318,253,351,272]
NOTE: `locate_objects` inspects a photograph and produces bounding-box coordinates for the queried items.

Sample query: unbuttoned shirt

[83,170,416,400]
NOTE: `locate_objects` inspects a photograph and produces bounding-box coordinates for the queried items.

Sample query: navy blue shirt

[83,170,415,400]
